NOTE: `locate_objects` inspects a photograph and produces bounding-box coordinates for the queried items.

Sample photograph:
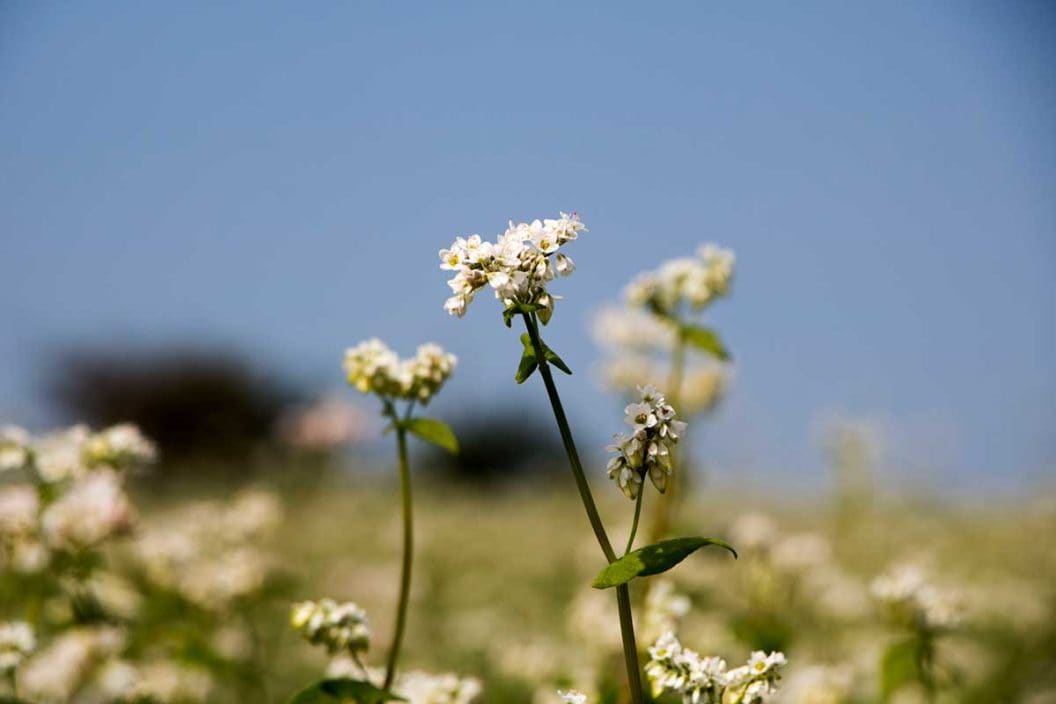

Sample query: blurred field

[147,464,1056,703]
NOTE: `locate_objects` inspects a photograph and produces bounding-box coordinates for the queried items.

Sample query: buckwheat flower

[624,243,736,317]
[397,671,483,704]
[642,579,691,644]
[606,385,686,498]
[0,425,30,473]
[82,423,156,470]
[41,470,134,550]
[33,425,91,483]
[0,484,39,542]
[291,599,370,655]
[439,212,585,320]
[558,690,588,704]
[0,621,34,673]
[592,306,677,352]
[344,339,456,405]
[871,564,962,632]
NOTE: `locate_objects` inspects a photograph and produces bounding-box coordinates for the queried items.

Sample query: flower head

[606,385,686,499]
[0,621,34,673]
[344,339,456,405]
[557,690,588,704]
[625,243,735,317]
[439,212,585,321]
[646,633,785,704]
[291,599,370,656]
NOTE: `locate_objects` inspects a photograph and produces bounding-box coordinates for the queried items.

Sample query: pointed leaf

[288,678,404,704]
[592,536,737,589]
[543,346,572,375]
[515,345,538,384]
[682,324,730,361]
[880,638,923,700]
[404,417,459,454]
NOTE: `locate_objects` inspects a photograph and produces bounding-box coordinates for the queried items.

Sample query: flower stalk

[522,312,645,704]
[384,408,414,690]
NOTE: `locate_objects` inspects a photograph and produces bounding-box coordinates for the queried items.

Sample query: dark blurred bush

[48,346,299,478]
[436,410,565,484]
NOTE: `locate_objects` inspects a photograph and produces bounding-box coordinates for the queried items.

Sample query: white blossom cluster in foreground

[625,243,735,316]
[439,212,585,321]
[606,384,687,499]
[291,599,371,655]
[344,339,457,404]
[645,632,786,704]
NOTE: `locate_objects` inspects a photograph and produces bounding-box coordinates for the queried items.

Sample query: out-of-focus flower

[277,396,372,450]
[41,470,134,551]
[770,533,832,574]
[591,306,676,352]
[775,664,854,704]
[397,670,483,704]
[33,425,91,483]
[0,425,30,472]
[439,213,585,321]
[0,621,34,673]
[0,484,39,542]
[96,658,214,703]
[557,690,587,704]
[871,564,962,631]
[625,244,735,316]
[291,599,370,655]
[729,513,779,553]
[82,423,156,470]
[344,340,457,404]
[606,385,686,499]
[19,626,124,702]
[642,579,691,644]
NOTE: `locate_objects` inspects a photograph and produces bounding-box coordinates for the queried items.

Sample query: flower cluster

[0,422,155,484]
[344,339,457,404]
[0,621,34,673]
[133,490,281,610]
[398,670,483,704]
[439,213,585,321]
[645,633,786,704]
[558,690,588,704]
[606,385,686,499]
[871,564,962,631]
[625,244,735,316]
[41,469,135,551]
[290,599,371,655]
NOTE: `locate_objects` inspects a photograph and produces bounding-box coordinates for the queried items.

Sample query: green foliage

[515,333,571,383]
[680,324,730,361]
[880,637,924,701]
[403,418,459,454]
[288,678,404,704]
[592,537,737,589]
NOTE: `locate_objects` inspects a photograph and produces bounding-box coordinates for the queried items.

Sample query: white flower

[607,386,686,498]
[0,484,39,541]
[871,564,962,631]
[557,690,587,704]
[439,212,585,320]
[646,633,786,704]
[0,621,34,672]
[397,670,482,704]
[344,339,456,404]
[291,599,370,655]
[83,423,156,469]
[41,470,134,550]
[0,425,30,473]
[623,242,736,316]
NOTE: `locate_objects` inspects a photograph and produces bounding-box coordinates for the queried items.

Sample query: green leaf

[543,346,572,375]
[515,345,538,384]
[288,678,404,704]
[681,324,730,361]
[404,417,459,454]
[591,536,737,589]
[880,638,923,700]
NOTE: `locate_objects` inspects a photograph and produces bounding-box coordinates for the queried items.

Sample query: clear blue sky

[2,2,1053,492]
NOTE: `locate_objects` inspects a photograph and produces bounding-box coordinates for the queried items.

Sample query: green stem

[522,312,644,704]
[650,330,687,542]
[625,488,644,556]
[383,425,414,690]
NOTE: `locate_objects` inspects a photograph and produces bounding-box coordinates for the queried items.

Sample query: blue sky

[2,2,1053,492]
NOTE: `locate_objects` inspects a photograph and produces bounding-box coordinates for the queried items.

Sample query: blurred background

[2,1,1052,493]
[1,4,1055,703]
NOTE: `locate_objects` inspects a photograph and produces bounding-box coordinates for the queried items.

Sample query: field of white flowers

[2,214,1054,703]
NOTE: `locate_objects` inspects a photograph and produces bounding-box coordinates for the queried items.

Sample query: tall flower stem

[649,329,687,542]
[625,489,644,555]
[522,313,645,704]
[383,419,414,690]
